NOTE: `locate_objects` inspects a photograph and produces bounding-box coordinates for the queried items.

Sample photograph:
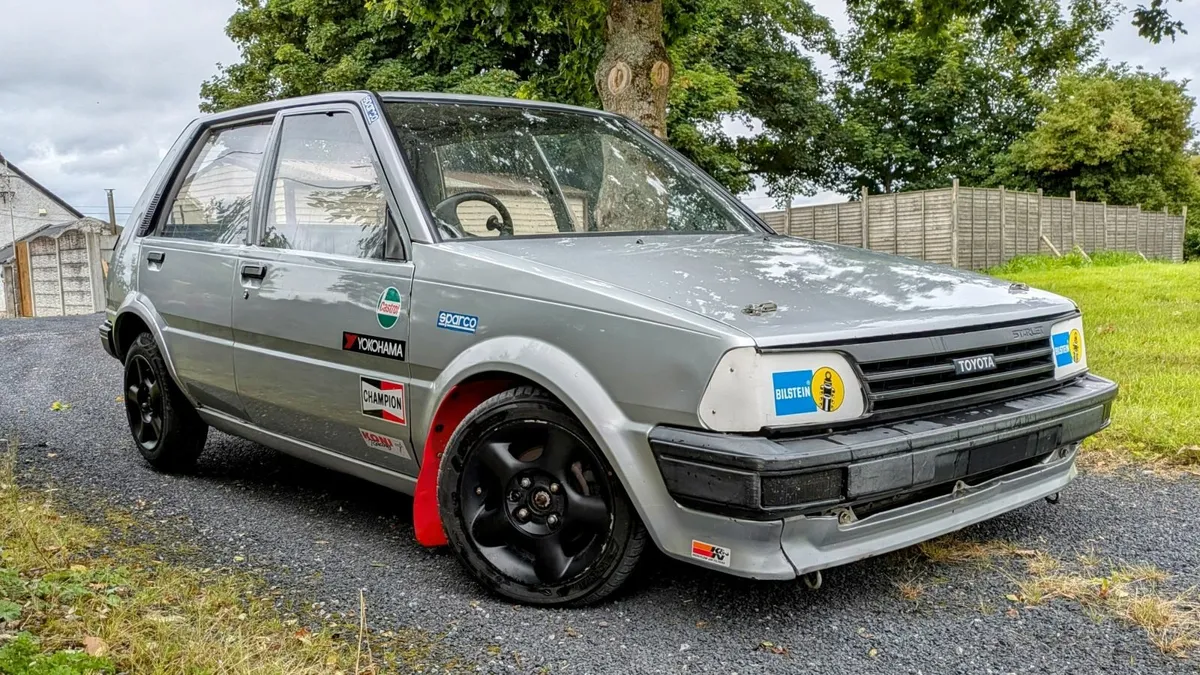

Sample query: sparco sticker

[343,332,405,361]
[358,428,411,459]
[376,287,403,330]
[690,540,731,567]
[360,376,406,426]
[436,310,478,334]
[361,96,380,124]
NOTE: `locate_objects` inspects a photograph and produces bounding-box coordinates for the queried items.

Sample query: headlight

[698,348,866,432]
[1050,316,1087,379]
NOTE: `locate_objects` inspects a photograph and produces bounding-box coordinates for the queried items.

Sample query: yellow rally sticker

[1068,328,1083,363]
[811,366,844,413]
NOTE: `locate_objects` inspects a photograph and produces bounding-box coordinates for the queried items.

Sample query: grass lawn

[989,253,1200,467]
[0,441,445,674]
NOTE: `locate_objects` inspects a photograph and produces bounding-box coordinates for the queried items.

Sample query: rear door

[232,103,417,474]
[136,120,272,419]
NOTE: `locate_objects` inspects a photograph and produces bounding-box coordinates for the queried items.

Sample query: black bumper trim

[99,320,116,359]
[650,374,1117,518]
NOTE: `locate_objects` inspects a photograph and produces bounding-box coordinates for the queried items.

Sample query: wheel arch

[412,337,643,548]
[111,294,190,401]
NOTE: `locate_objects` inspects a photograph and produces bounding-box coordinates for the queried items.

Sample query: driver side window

[263,111,386,258]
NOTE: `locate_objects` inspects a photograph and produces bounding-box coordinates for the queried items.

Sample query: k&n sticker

[690,540,731,567]
[360,376,406,426]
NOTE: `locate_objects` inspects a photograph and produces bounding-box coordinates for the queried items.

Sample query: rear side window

[262,112,386,259]
[160,122,271,243]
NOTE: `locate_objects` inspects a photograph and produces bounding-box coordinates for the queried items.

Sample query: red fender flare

[413,379,513,547]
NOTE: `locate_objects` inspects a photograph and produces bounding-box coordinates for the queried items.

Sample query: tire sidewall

[438,394,637,605]
[123,334,190,465]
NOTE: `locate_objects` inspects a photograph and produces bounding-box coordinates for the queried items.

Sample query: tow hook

[1045,492,1061,505]
[951,480,970,497]
[834,507,857,526]
[802,570,823,590]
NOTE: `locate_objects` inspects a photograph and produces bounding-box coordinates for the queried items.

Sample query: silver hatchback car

[102,92,1118,606]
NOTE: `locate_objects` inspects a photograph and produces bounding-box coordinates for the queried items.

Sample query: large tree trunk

[593,0,672,231]
[595,0,671,138]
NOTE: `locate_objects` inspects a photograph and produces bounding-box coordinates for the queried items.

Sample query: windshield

[383,100,762,239]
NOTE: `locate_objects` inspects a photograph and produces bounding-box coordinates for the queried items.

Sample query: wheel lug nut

[474,486,483,496]
[549,483,560,494]
[547,514,559,527]
[516,508,530,521]
[519,477,532,488]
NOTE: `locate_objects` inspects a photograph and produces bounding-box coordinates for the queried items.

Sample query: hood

[464,234,1076,346]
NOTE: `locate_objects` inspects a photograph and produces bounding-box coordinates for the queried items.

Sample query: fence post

[1069,190,1077,253]
[998,186,1006,266]
[1183,205,1189,262]
[861,186,869,249]
[951,178,960,267]
[920,190,927,262]
[783,198,792,236]
[893,192,899,255]
[1101,201,1108,251]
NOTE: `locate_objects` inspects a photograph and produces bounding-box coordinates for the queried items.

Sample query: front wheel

[122,332,208,471]
[438,386,647,606]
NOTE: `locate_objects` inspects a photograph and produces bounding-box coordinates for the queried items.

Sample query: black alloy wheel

[121,332,208,471]
[124,353,163,452]
[439,387,647,606]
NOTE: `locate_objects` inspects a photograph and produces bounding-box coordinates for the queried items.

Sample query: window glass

[385,102,759,239]
[162,122,271,243]
[263,112,385,258]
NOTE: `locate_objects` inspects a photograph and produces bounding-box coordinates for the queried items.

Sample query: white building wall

[0,165,78,250]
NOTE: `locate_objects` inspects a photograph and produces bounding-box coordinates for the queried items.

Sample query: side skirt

[197,409,417,496]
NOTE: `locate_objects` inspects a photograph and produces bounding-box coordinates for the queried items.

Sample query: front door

[232,106,417,474]
[135,120,272,419]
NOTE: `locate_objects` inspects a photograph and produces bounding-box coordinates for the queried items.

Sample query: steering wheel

[431,191,515,238]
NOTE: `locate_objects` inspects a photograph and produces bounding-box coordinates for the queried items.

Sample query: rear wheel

[122,332,208,471]
[438,386,647,606]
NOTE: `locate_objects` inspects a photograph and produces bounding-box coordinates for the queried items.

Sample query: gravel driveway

[2,314,1198,674]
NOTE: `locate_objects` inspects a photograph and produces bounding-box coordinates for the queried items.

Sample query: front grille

[858,336,1057,417]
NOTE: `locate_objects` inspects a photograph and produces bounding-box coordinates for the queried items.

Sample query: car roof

[192,91,616,126]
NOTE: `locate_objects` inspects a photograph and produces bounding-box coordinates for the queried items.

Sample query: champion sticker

[360,376,406,426]
[358,428,411,459]
[376,287,403,330]
[436,310,478,334]
[690,540,731,567]
[772,367,844,416]
[343,332,405,361]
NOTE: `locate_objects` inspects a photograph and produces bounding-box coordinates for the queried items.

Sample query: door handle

[146,251,165,264]
[240,263,268,280]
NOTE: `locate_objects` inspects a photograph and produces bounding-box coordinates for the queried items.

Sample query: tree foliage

[200,0,839,198]
[830,0,1115,195]
[1132,0,1187,43]
[994,66,1200,257]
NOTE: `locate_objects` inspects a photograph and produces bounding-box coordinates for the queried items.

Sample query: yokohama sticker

[358,428,411,459]
[690,540,731,567]
[343,332,405,361]
[360,376,406,426]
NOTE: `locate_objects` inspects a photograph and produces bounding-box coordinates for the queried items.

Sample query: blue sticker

[772,370,817,416]
[437,311,478,334]
[1051,332,1071,366]
[362,96,380,124]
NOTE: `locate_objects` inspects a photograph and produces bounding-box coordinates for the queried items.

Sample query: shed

[0,218,116,318]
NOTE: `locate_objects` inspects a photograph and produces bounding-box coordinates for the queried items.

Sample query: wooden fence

[757,180,1186,270]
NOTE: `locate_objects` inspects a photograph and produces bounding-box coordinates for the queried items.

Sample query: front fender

[411,337,671,549]
[112,292,193,404]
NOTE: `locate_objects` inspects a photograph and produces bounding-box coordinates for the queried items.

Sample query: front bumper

[643,374,1117,578]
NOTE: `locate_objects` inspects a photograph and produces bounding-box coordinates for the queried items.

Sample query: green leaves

[0,598,21,622]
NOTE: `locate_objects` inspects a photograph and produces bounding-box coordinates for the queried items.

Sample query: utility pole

[105,189,117,234]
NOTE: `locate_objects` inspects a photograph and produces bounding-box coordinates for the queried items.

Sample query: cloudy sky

[0,0,1197,222]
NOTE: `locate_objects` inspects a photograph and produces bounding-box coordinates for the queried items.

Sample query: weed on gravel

[0,440,450,674]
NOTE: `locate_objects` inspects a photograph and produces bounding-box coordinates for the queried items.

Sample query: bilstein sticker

[376,287,403,330]
[343,332,405,361]
[358,428,411,459]
[690,540,731,567]
[360,376,406,426]
[436,310,478,334]
[772,368,844,416]
[1051,328,1083,367]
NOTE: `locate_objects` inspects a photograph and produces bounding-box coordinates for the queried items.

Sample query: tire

[122,332,208,471]
[438,386,647,606]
